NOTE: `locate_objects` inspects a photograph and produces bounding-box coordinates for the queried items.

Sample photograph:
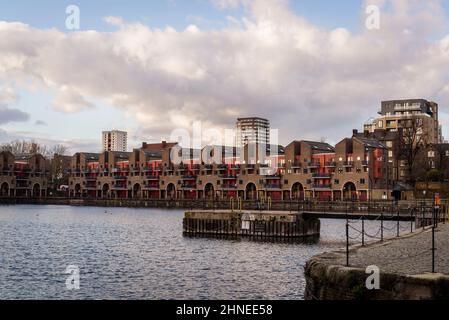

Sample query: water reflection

[0,205,403,300]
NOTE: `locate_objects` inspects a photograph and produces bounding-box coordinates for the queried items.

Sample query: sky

[1,0,449,153]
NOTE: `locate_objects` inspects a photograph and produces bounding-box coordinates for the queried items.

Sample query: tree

[0,140,68,158]
[396,116,428,183]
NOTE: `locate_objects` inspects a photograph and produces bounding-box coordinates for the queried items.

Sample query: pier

[183,210,320,239]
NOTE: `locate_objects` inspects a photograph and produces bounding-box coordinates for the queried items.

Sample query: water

[0,205,406,300]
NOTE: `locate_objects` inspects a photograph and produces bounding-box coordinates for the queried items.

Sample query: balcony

[217,164,228,170]
[307,162,321,168]
[343,161,354,167]
[144,184,160,190]
[181,184,196,190]
[291,161,302,169]
[113,176,128,181]
[221,184,237,190]
[231,164,241,170]
[264,175,281,180]
[265,184,283,190]
[221,175,237,180]
[312,173,332,179]
[181,175,197,181]
[312,184,332,189]
[325,161,336,168]
[362,161,369,166]
[146,176,160,180]
[112,167,129,173]
[112,186,128,190]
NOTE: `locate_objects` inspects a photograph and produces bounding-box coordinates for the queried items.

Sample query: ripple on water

[0,205,393,300]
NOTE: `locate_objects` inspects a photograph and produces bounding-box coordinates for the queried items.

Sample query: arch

[166,183,176,199]
[343,182,357,201]
[102,183,110,198]
[291,182,305,200]
[0,182,9,196]
[132,183,142,199]
[204,183,215,199]
[33,183,41,197]
[74,183,82,198]
[245,182,257,200]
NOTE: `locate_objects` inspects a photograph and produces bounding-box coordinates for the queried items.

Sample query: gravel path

[334,222,449,275]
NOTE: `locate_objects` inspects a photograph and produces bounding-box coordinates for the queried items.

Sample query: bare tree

[396,116,428,183]
[0,140,68,158]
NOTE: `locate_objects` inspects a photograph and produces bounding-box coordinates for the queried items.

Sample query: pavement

[334,222,449,275]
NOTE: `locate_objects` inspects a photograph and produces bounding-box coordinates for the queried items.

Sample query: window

[388,151,393,158]
[378,120,383,128]
[428,151,435,158]
[360,179,366,184]
[386,141,393,148]
[334,179,339,185]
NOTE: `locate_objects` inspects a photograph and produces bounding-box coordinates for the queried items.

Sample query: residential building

[364,99,442,144]
[68,137,389,201]
[236,117,270,147]
[0,151,49,197]
[102,130,128,152]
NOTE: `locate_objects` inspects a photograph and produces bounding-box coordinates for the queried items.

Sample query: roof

[143,150,162,158]
[237,117,269,122]
[203,145,242,157]
[266,144,285,155]
[81,153,100,161]
[110,151,131,160]
[141,142,178,152]
[354,137,387,149]
[14,153,45,161]
[353,130,401,141]
[302,141,335,153]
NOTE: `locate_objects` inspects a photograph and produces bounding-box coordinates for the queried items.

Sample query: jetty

[183,210,320,239]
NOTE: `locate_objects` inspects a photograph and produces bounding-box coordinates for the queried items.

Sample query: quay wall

[304,240,449,300]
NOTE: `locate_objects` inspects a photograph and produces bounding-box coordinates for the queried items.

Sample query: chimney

[352,129,358,136]
[162,141,167,148]
[142,142,147,149]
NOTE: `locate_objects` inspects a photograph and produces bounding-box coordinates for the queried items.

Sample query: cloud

[0,87,29,124]
[0,128,100,154]
[0,0,449,146]
[51,86,94,113]
[35,120,47,126]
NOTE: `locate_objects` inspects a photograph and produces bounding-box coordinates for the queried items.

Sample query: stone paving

[334,222,449,275]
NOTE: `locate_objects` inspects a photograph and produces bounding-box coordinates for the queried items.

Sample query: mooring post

[397,209,400,237]
[432,226,436,273]
[423,208,425,231]
[381,211,384,242]
[346,222,349,267]
[362,215,365,246]
[410,208,413,233]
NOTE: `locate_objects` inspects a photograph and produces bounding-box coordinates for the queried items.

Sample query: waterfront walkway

[305,222,449,299]
[335,223,449,275]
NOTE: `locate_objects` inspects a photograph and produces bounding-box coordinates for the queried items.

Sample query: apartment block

[364,99,442,144]
[68,136,390,201]
[0,151,49,197]
[102,130,128,152]
[236,117,270,147]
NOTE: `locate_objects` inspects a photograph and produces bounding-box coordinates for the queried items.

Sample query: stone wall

[304,251,449,300]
